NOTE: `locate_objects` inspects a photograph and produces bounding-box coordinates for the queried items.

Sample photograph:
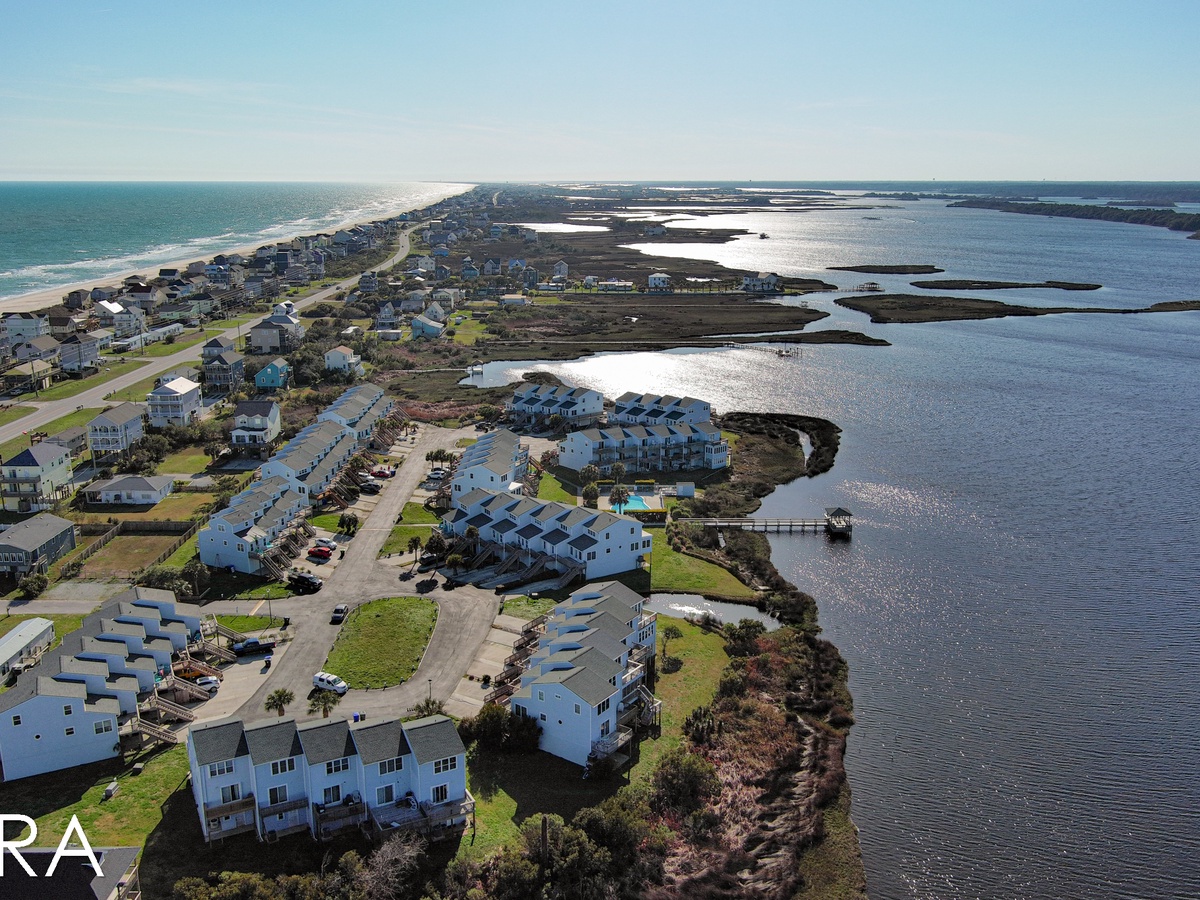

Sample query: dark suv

[288,572,324,593]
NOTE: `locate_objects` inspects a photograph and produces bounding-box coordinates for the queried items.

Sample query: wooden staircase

[215,622,248,643]
[191,639,236,663]
[162,675,211,703]
[143,694,196,723]
[134,718,180,746]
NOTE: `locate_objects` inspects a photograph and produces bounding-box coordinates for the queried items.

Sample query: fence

[74,524,120,563]
[142,520,203,569]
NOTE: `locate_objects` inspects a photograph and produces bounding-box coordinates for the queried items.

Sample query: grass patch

[80,534,179,579]
[131,329,213,358]
[793,784,869,900]
[324,597,437,689]
[309,512,349,532]
[11,360,148,402]
[650,529,756,598]
[108,371,163,403]
[537,471,575,504]
[0,744,190,848]
[0,405,36,428]
[449,315,490,346]
[68,491,215,524]
[380,524,436,557]
[161,535,198,569]
[0,408,104,461]
[462,614,727,858]
[203,568,290,601]
[217,614,284,634]
[499,594,558,621]
[398,501,440,525]
[158,445,213,475]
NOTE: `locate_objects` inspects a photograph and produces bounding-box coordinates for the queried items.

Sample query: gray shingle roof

[0,513,74,553]
[351,719,412,765]
[402,715,465,766]
[244,718,304,766]
[191,718,250,766]
[298,719,356,765]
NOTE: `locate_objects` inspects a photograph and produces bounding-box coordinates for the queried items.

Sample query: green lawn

[108,370,163,403]
[398,501,440,524]
[0,405,36,428]
[0,408,104,461]
[161,535,198,568]
[203,568,291,601]
[10,360,147,403]
[159,445,213,475]
[131,328,212,358]
[69,491,215,525]
[499,594,559,621]
[450,315,490,345]
[324,596,437,689]
[463,615,728,858]
[217,614,285,634]
[650,529,756,599]
[0,612,85,645]
[380,524,437,557]
[308,512,345,532]
[0,744,190,848]
[537,472,575,504]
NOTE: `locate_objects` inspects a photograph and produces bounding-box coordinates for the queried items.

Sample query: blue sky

[1,0,1196,181]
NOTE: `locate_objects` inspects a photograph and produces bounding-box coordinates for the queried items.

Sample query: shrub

[651,747,719,816]
[18,573,49,599]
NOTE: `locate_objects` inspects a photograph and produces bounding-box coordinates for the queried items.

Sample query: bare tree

[357,831,426,900]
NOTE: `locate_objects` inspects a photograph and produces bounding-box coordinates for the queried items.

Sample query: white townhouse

[260,420,357,502]
[0,617,54,678]
[610,392,713,427]
[88,402,146,457]
[147,376,201,428]
[506,382,605,429]
[442,489,651,581]
[324,345,364,376]
[647,272,672,291]
[449,428,529,501]
[558,422,729,475]
[231,400,282,447]
[0,589,201,782]
[187,715,472,844]
[1,312,50,342]
[1,443,74,513]
[198,476,308,576]
[508,582,659,768]
[317,383,392,445]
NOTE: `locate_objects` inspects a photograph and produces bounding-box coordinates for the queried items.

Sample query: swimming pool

[616,495,651,512]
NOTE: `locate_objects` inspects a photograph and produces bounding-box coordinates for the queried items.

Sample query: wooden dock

[677,508,853,537]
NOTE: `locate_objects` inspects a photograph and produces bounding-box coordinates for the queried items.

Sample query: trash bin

[353,712,360,723]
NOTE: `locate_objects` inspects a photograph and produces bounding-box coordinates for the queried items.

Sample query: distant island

[948,199,1200,239]
[828,264,944,274]
[836,293,1200,324]
[911,279,1101,291]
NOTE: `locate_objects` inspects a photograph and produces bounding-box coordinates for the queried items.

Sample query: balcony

[637,612,657,630]
[370,790,476,841]
[590,725,633,761]
[260,795,308,817]
[621,662,645,687]
[204,793,256,819]
[314,795,367,839]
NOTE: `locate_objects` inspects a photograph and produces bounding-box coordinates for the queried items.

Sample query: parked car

[428,468,449,479]
[360,481,381,494]
[331,604,349,624]
[232,638,277,657]
[178,665,211,682]
[309,546,333,559]
[195,676,220,694]
[370,468,393,478]
[313,671,349,695]
[288,571,323,593]
[314,538,338,550]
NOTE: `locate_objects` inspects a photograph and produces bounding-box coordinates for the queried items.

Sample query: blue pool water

[616,496,650,511]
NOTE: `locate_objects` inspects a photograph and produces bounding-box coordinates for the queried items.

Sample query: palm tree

[446,553,464,573]
[611,462,626,484]
[581,482,600,508]
[579,464,600,486]
[464,524,479,552]
[308,690,341,719]
[265,688,295,718]
[407,535,423,570]
[608,484,630,511]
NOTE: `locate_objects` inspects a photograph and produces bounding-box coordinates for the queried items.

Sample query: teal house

[254,357,290,392]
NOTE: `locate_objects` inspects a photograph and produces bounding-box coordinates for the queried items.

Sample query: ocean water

[470,199,1200,900]
[0,181,472,303]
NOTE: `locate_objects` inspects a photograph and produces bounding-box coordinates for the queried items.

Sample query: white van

[313,672,348,695]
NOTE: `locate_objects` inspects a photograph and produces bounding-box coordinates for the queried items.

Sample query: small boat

[759,232,769,239]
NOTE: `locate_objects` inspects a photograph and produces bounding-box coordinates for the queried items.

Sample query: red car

[371,468,393,478]
[308,546,333,560]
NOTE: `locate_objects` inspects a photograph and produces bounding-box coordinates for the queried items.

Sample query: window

[220,784,240,804]
[600,721,610,737]
[574,703,581,715]
[326,757,349,775]
[94,719,113,735]
[323,785,341,805]
[268,785,288,806]
[377,784,395,805]
[432,784,448,805]
[434,756,458,774]
[597,697,611,714]
[11,715,20,727]
[539,713,547,722]
[271,758,295,776]
[209,760,234,777]
[64,727,75,736]
[537,690,544,702]
[379,757,403,776]
[63,704,73,716]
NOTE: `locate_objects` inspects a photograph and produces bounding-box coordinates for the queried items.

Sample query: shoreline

[0,183,474,314]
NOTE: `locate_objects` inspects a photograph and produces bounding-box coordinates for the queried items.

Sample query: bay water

[473,198,1200,899]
